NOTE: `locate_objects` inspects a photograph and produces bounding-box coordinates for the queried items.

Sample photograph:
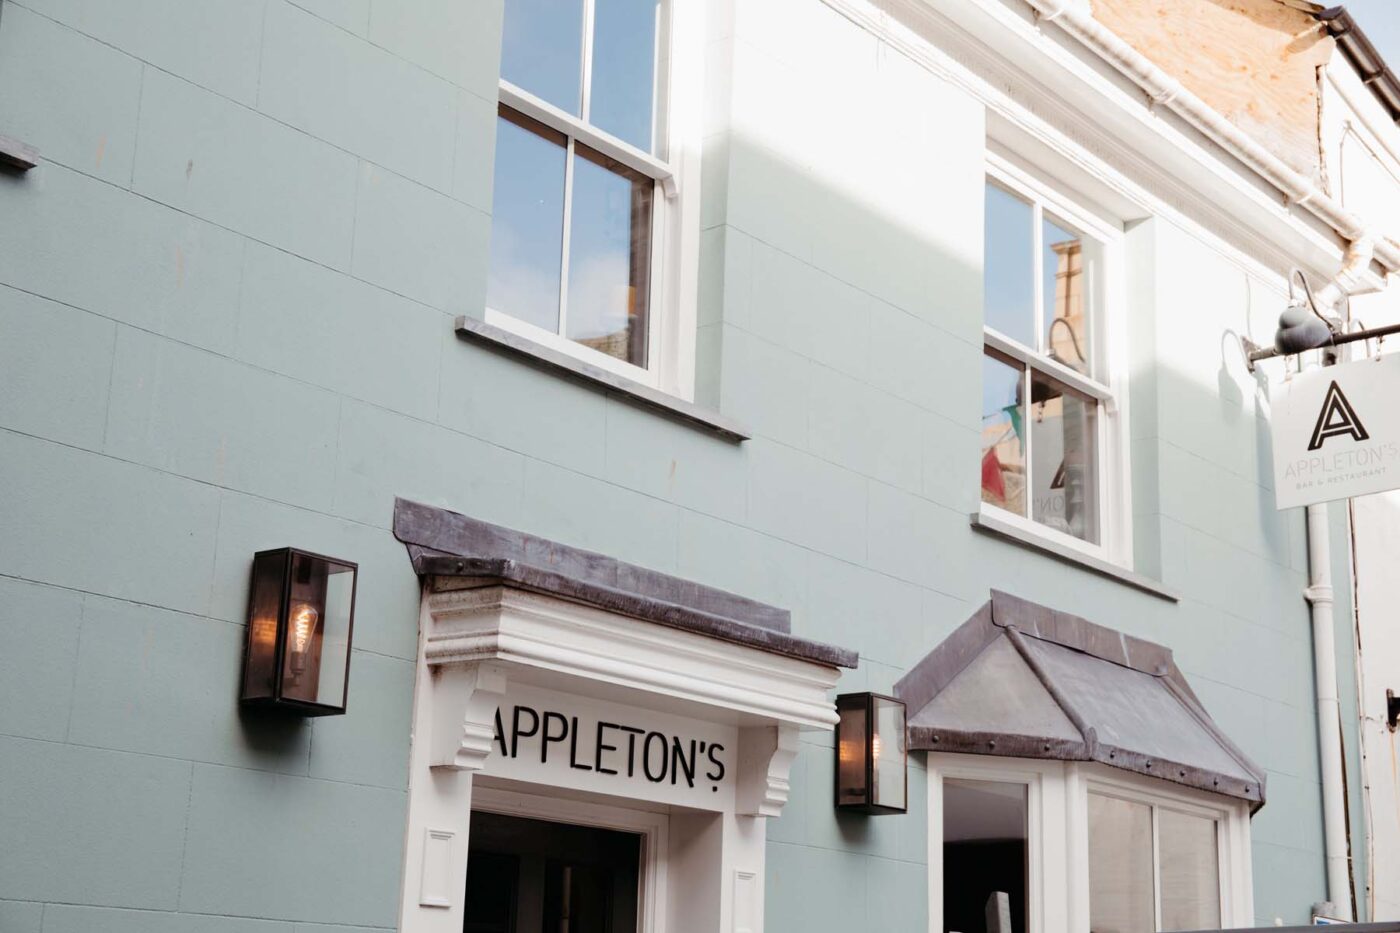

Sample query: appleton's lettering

[490,703,728,791]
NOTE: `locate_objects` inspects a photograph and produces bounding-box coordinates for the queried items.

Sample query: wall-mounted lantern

[835,692,907,814]
[240,548,357,716]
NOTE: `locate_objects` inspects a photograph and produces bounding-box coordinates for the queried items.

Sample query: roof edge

[1319,6,1400,126]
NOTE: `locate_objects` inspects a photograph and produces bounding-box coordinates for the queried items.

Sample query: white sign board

[480,682,738,811]
[1270,354,1400,509]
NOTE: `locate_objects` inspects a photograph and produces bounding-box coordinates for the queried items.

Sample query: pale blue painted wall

[0,0,1362,929]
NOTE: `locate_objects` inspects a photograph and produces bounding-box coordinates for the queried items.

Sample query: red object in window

[981,447,1006,502]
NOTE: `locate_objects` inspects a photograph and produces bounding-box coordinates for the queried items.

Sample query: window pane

[1043,214,1094,375]
[488,109,566,334]
[985,182,1035,346]
[590,0,661,153]
[836,703,867,808]
[1160,810,1220,932]
[1029,370,1099,544]
[501,0,585,115]
[1089,794,1155,933]
[566,145,653,367]
[873,696,905,809]
[982,351,1027,516]
[943,780,1029,933]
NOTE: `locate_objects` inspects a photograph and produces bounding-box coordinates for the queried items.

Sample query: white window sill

[969,508,1178,602]
[454,315,750,443]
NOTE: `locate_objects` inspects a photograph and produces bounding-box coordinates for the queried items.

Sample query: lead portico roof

[894,590,1267,809]
[393,498,858,670]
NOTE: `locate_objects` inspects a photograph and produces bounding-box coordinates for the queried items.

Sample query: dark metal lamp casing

[240,548,357,716]
[835,692,907,814]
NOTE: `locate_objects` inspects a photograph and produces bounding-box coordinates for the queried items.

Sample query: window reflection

[982,351,1026,517]
[1089,794,1155,933]
[1029,371,1099,544]
[1159,810,1220,932]
[984,183,1036,347]
[566,146,653,367]
[1043,215,1092,374]
[500,0,585,115]
[590,0,661,153]
[487,109,567,334]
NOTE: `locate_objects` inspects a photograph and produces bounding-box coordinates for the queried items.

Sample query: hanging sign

[481,682,737,811]
[1270,354,1400,509]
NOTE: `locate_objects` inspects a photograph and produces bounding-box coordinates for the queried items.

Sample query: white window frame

[927,755,1253,933]
[980,152,1133,568]
[1084,769,1253,933]
[487,0,703,398]
[471,783,671,933]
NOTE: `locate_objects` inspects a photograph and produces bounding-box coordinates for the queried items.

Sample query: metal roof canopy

[894,591,1267,810]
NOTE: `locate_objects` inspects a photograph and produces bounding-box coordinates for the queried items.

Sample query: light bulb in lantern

[872,732,883,763]
[289,604,319,677]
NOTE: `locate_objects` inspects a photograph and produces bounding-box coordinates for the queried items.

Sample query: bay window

[1089,789,1225,933]
[930,758,1251,933]
[489,0,693,389]
[980,160,1127,558]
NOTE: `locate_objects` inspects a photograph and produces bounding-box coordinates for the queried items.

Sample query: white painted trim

[983,327,1113,403]
[1083,765,1255,929]
[979,502,1110,564]
[471,785,672,933]
[925,755,1253,933]
[499,82,674,190]
[819,0,1388,292]
[484,306,663,388]
[928,755,1066,933]
[424,586,841,731]
[400,585,834,933]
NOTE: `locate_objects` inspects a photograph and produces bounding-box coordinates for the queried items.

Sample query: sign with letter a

[1270,354,1400,509]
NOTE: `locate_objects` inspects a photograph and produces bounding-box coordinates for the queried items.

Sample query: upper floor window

[979,161,1125,556]
[488,0,681,386]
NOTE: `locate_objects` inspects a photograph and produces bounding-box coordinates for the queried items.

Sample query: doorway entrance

[463,810,641,933]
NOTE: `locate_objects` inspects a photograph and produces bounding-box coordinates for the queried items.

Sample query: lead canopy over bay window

[896,592,1265,933]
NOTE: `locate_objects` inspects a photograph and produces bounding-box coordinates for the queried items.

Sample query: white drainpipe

[1306,495,1354,920]
[1302,234,1374,921]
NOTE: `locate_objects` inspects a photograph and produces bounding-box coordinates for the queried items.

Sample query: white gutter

[1023,0,1400,276]
[1023,0,1370,914]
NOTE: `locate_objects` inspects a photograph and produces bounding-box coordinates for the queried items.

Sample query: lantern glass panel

[280,552,354,707]
[872,696,906,809]
[241,551,285,700]
[837,700,868,807]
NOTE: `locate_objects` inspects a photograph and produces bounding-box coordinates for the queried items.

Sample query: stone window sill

[970,508,1179,602]
[454,315,749,443]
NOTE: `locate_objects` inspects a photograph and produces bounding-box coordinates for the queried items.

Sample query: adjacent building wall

[0,0,1365,927]
[1091,0,1334,185]
[1321,50,1400,922]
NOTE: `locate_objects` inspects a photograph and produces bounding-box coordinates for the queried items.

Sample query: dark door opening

[463,810,642,933]
[943,779,1030,933]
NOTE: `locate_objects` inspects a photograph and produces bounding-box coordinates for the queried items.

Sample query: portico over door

[392,500,858,933]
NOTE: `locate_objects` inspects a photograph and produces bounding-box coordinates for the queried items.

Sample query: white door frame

[470,783,671,933]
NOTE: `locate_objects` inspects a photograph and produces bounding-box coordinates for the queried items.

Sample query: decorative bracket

[428,661,508,771]
[736,724,800,817]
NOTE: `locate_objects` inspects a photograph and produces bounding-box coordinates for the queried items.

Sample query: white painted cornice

[823,0,1394,287]
[425,586,842,734]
